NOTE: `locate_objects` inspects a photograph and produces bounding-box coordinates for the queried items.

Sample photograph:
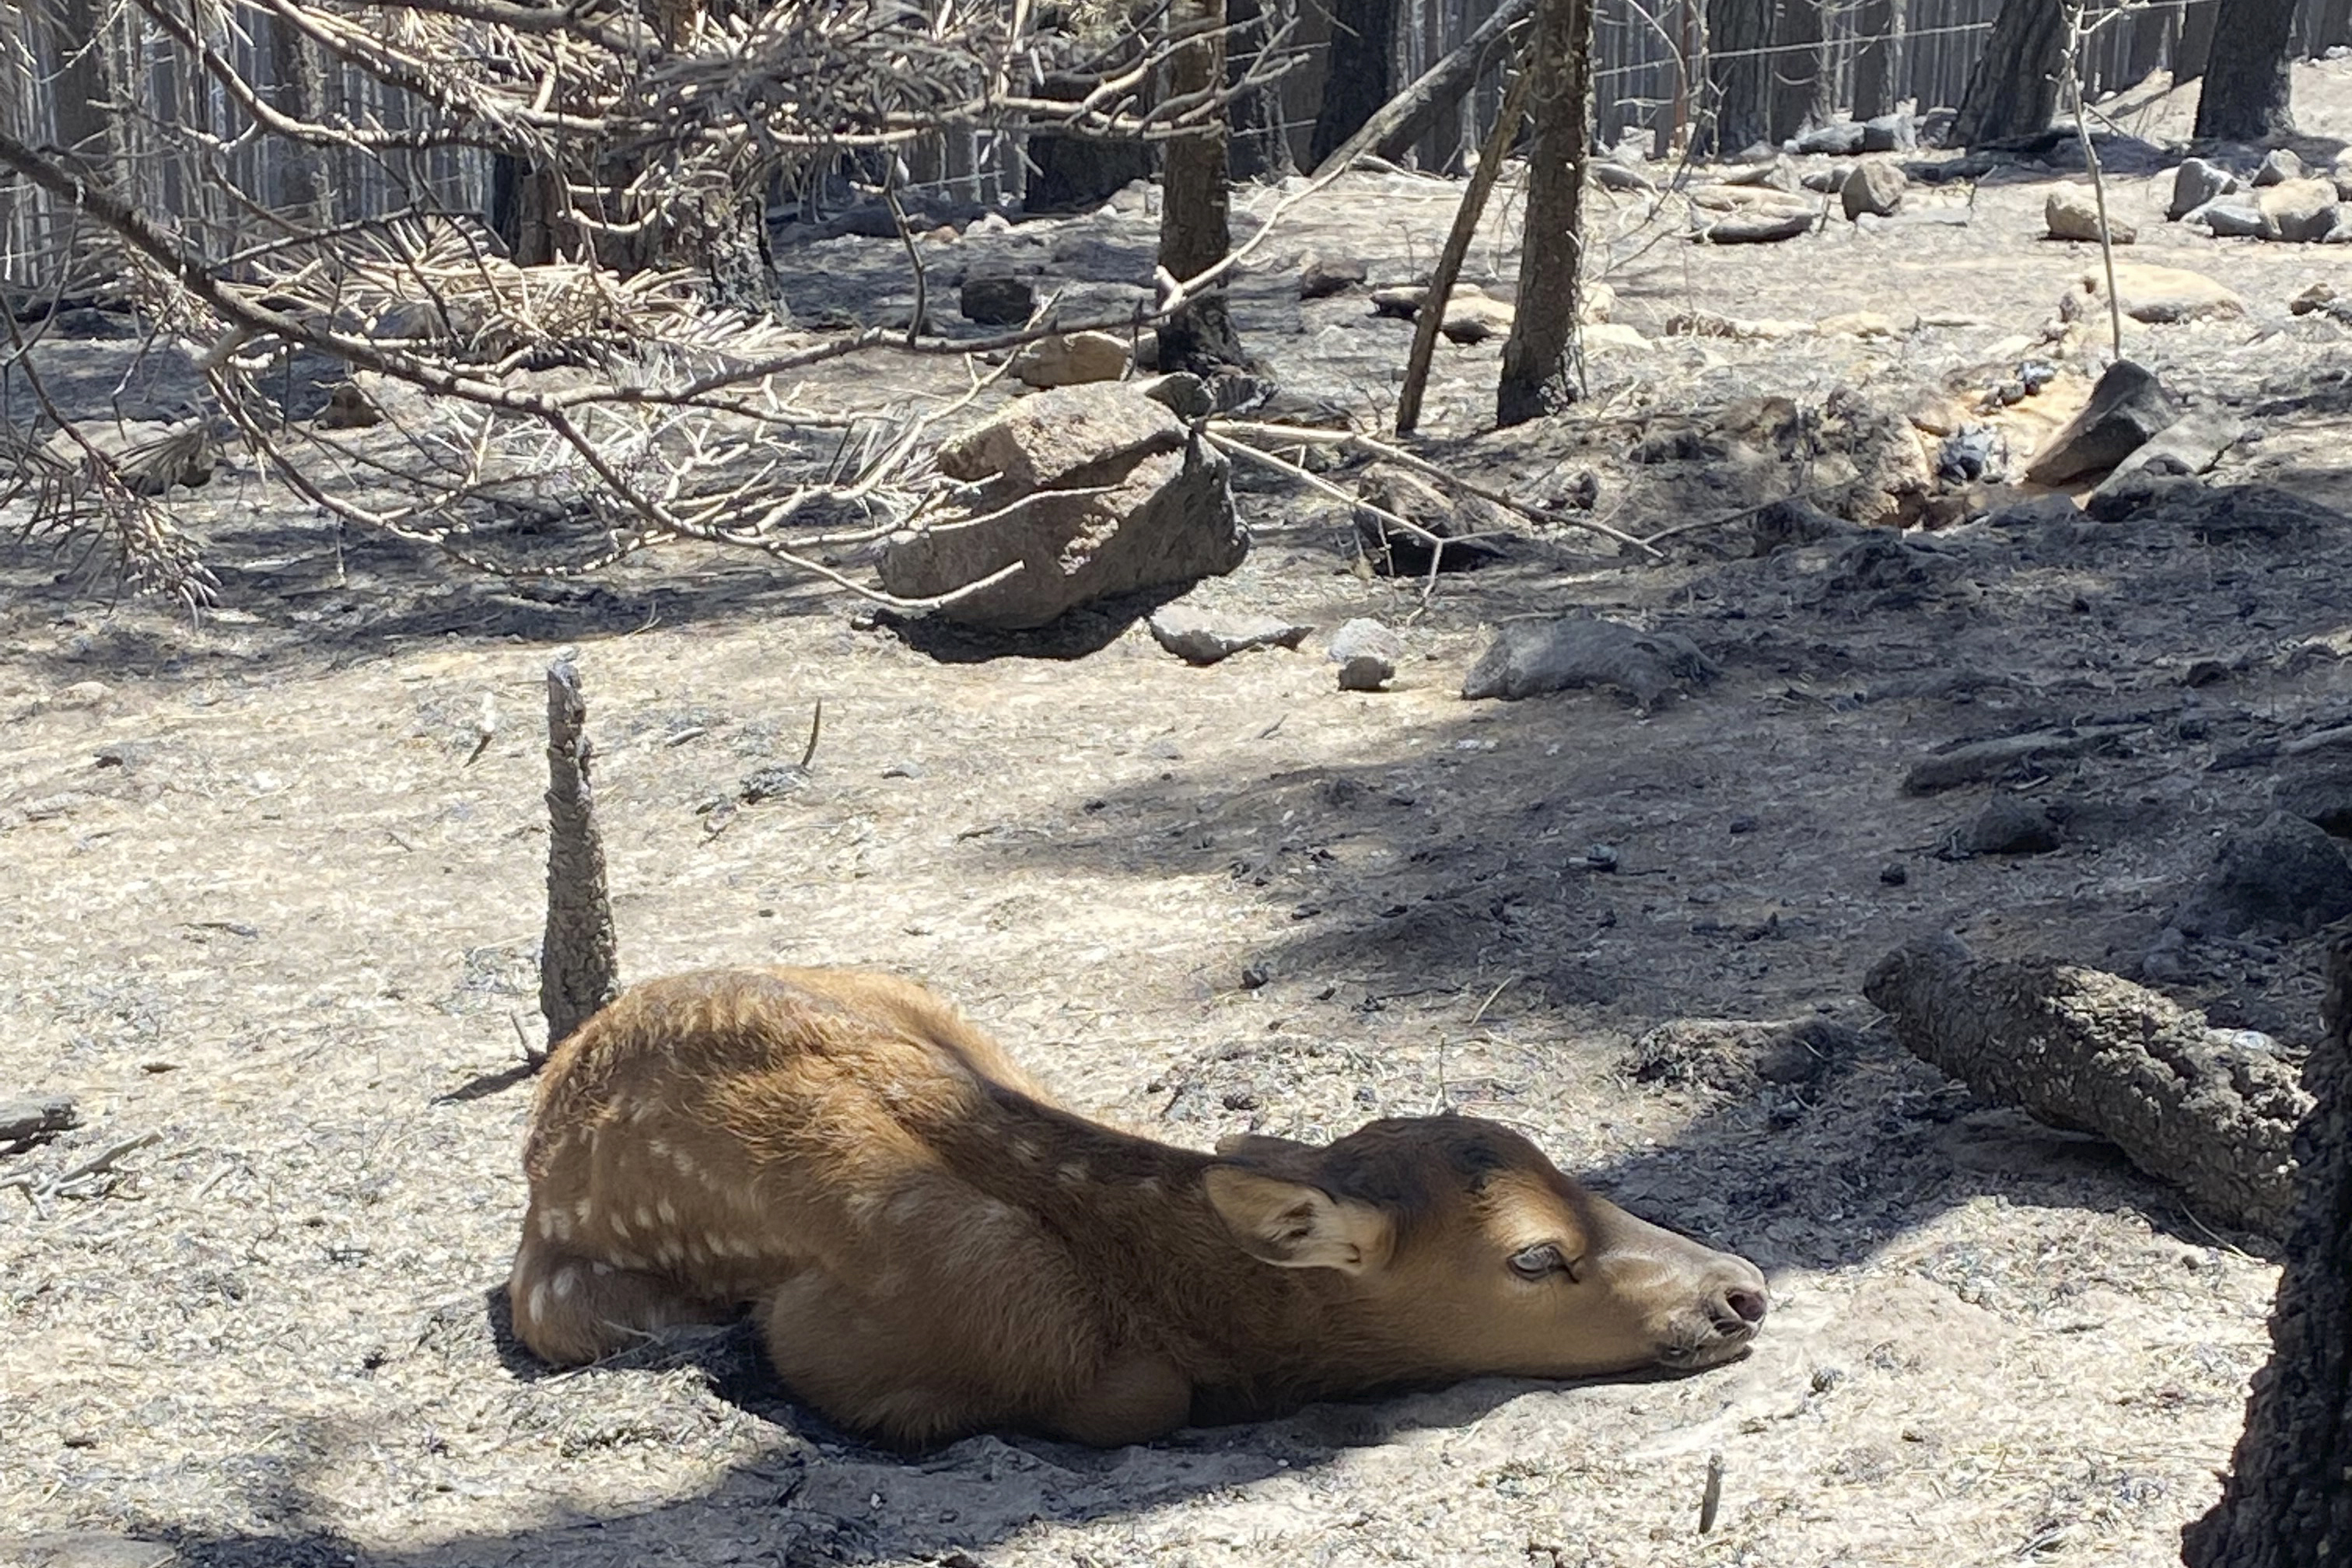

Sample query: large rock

[960,275,1037,325]
[1461,616,1718,709]
[1861,112,1916,152]
[2252,148,2307,187]
[2192,198,2270,237]
[2084,262,2246,324]
[2257,178,2340,242]
[1299,254,1368,299]
[1146,604,1311,665]
[1698,205,1815,243]
[2046,187,2133,243]
[1795,122,1867,155]
[1843,161,1907,219]
[2173,813,2352,939]
[1010,331,1131,388]
[2168,157,2242,219]
[2090,408,2243,499]
[886,385,1245,627]
[2022,360,2180,485]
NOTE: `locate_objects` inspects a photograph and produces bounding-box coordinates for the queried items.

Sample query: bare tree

[1703,0,1772,154]
[1950,0,2065,146]
[1309,0,1398,165]
[1851,0,1904,121]
[1157,0,1245,372]
[1494,0,1591,428]
[2193,0,2298,140]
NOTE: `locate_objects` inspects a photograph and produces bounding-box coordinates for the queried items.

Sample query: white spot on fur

[1010,1138,1040,1164]
[1056,1161,1089,1187]
[573,1198,595,1225]
[537,1209,560,1240]
[591,1261,614,1277]
[669,1147,701,1178]
[552,1266,579,1300]
[609,1209,632,1239]
[656,1241,683,1267]
[635,1204,657,1231]
[656,1195,678,1225]
[1135,1176,1163,1198]
[527,1281,550,1325]
[649,1138,674,1159]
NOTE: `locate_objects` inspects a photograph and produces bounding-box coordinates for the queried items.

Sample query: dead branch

[1864,932,2310,1238]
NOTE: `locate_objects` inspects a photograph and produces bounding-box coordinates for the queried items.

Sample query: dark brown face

[1206,1117,1768,1380]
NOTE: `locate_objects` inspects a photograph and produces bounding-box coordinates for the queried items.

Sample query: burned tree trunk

[267,12,332,230]
[541,661,620,1060]
[1852,0,1904,121]
[1157,0,1244,373]
[1949,0,2066,146]
[1311,0,1538,174]
[2177,0,2218,82]
[1767,0,1829,143]
[2193,0,2298,141]
[1309,0,1398,166]
[1863,933,2309,1239]
[1493,0,1591,428]
[2182,929,2352,1568]
[1703,0,1772,154]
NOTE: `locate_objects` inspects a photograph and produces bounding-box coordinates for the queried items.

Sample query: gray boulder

[2252,148,2307,187]
[883,385,1246,628]
[2168,157,2242,219]
[1328,618,1406,691]
[1843,161,1907,219]
[2173,812,2352,939]
[2022,360,2180,485]
[1461,616,1717,709]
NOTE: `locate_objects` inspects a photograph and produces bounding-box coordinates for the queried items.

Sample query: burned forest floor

[7,60,2352,1568]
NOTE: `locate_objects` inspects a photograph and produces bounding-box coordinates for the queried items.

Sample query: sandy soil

[6,59,2352,1568]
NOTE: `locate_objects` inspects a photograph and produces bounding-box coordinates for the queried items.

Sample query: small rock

[2291,280,2346,317]
[1461,616,1717,709]
[1795,122,1867,156]
[1945,796,2061,857]
[2022,360,2180,485]
[1717,156,1800,190]
[1010,331,1131,388]
[317,381,380,429]
[1699,206,1815,243]
[1328,618,1405,691]
[1861,112,1916,152]
[1800,166,1852,194]
[2256,178,2340,242]
[2252,148,2307,187]
[960,275,1038,325]
[1582,322,1650,351]
[2174,812,2352,938]
[1440,292,1517,345]
[1133,373,1213,418]
[2168,157,2242,219]
[2045,187,2133,243]
[1300,255,1368,299]
[1879,862,1909,886]
[1146,604,1311,665]
[1843,161,1907,219]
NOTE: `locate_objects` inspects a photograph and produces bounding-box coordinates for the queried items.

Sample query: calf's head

[1206,1116,1767,1379]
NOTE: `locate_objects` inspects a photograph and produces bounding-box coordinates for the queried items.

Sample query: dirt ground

[7,58,2352,1568]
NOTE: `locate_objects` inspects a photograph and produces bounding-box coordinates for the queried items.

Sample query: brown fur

[509,968,1769,1448]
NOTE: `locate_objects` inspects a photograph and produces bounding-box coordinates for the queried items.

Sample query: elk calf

[510,968,1769,1448]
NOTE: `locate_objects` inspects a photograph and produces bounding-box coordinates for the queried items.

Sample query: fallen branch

[0,1097,81,1156]
[1864,933,2309,1238]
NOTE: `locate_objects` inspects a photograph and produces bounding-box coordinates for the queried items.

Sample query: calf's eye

[1508,1243,1570,1281]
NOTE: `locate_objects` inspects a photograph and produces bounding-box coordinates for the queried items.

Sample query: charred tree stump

[1950,0,2066,147]
[2192,0,2298,141]
[2182,929,2352,1568]
[1863,933,2309,1239]
[540,660,620,1061]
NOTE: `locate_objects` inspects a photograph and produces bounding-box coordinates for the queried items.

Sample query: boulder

[1010,331,1132,388]
[2021,359,2180,485]
[2084,261,2246,324]
[2173,812,2352,939]
[2090,408,2243,495]
[1795,122,1867,156]
[2252,148,2306,187]
[960,275,1037,325]
[1300,255,1368,299]
[2192,198,2270,237]
[1843,160,1906,219]
[2045,187,2134,243]
[2168,157,2242,219]
[1698,206,1815,243]
[1461,616,1718,709]
[2256,178,2340,242]
[1367,282,1518,343]
[888,385,1246,627]
[1861,112,1917,152]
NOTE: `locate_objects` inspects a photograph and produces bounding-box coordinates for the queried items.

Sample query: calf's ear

[1203,1167,1394,1274]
